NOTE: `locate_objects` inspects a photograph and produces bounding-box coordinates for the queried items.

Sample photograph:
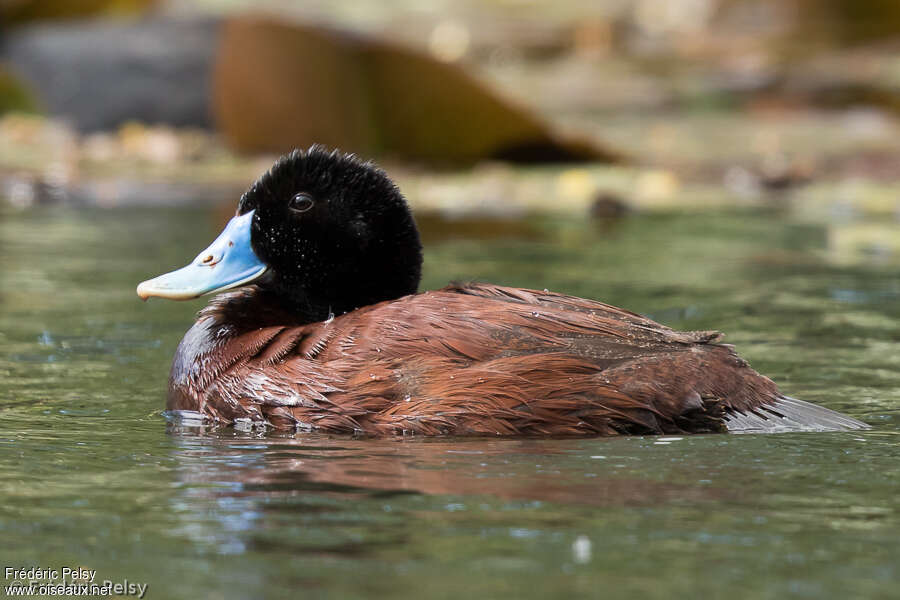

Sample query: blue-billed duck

[137,146,867,436]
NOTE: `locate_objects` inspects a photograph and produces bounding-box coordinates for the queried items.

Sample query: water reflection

[164,426,739,566]
[167,426,731,506]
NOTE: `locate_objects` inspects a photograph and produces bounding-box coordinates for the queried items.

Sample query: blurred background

[2,0,899,236]
[2,3,900,600]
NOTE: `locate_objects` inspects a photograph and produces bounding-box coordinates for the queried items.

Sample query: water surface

[1,204,897,599]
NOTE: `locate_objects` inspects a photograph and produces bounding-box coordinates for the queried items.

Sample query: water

[1,203,898,599]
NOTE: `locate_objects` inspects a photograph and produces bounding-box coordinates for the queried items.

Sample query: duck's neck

[201,284,372,331]
[200,286,305,332]
[259,265,421,325]
[260,280,350,325]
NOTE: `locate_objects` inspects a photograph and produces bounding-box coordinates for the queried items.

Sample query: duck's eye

[289,193,314,213]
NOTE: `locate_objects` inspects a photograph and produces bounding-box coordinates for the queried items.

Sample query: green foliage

[0,0,156,24]
[0,65,39,114]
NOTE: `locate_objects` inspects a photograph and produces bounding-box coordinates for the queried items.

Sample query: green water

[1,204,897,599]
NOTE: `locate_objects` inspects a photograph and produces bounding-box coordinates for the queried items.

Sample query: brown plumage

[141,147,866,436]
[166,283,860,435]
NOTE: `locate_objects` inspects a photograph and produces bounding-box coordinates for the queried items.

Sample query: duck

[137,146,867,436]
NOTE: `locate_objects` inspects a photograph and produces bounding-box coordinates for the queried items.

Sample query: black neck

[256,262,420,325]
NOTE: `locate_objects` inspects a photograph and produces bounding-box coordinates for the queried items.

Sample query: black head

[237,146,422,322]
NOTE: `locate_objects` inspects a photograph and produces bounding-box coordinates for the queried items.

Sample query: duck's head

[137,146,423,322]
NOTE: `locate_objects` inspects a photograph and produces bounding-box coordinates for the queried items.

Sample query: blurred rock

[2,18,218,131]
[427,19,471,63]
[555,168,596,203]
[116,122,181,164]
[0,172,66,207]
[723,157,814,199]
[635,169,680,205]
[213,17,616,164]
[1,15,617,165]
[758,155,814,194]
[590,191,631,219]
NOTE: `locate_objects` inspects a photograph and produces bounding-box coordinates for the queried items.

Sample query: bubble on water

[572,535,592,564]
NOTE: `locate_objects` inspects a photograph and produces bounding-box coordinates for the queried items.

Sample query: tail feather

[725,396,868,433]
